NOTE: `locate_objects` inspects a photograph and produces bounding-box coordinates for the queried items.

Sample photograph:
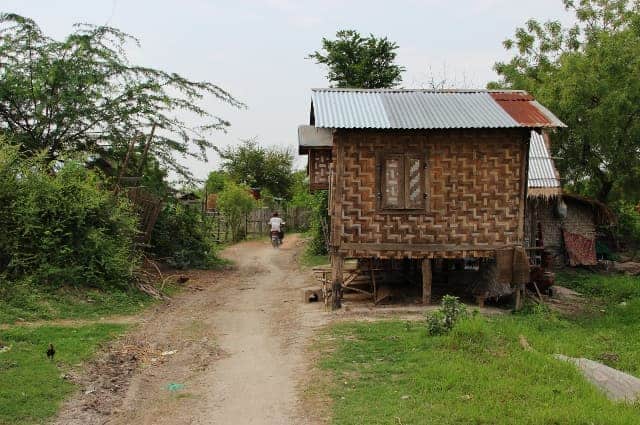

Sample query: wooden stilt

[369,258,377,304]
[331,252,344,310]
[514,284,524,311]
[422,258,432,305]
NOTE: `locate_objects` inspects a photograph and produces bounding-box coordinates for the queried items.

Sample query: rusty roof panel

[489,92,566,128]
[490,92,534,101]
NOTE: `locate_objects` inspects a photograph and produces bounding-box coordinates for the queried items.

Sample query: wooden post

[422,258,432,305]
[369,258,377,304]
[331,251,344,310]
[514,285,524,311]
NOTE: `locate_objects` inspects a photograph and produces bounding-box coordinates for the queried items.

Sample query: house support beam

[331,251,344,310]
[422,258,432,305]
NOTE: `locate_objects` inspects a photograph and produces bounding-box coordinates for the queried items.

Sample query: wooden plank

[422,258,432,304]
[343,286,373,296]
[532,281,545,304]
[340,243,511,252]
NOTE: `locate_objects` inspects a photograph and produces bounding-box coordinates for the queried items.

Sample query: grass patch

[322,320,640,424]
[320,303,640,424]
[556,269,640,302]
[0,323,128,425]
[0,281,155,325]
[299,249,329,268]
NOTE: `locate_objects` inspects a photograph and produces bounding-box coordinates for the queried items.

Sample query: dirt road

[54,235,328,425]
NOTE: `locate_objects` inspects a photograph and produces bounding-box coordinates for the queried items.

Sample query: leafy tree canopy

[490,0,640,202]
[205,170,228,194]
[0,13,244,179]
[217,181,256,242]
[308,29,405,88]
[215,138,294,199]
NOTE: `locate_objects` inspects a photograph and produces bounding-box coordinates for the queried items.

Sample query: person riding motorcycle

[268,212,285,243]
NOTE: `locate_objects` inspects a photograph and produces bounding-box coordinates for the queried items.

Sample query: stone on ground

[555,354,640,402]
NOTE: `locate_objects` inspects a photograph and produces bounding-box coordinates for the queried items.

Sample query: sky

[5,0,575,182]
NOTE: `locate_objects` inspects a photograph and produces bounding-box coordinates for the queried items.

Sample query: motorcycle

[271,230,282,248]
[270,223,285,248]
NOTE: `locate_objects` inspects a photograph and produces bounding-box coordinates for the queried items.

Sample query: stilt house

[299,89,566,307]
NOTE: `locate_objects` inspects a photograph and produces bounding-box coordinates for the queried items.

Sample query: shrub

[217,182,256,242]
[307,190,329,255]
[611,200,640,248]
[0,145,138,289]
[425,295,468,335]
[149,200,215,269]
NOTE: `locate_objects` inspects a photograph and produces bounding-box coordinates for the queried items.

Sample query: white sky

[5,0,575,181]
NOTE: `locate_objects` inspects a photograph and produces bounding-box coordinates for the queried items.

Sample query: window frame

[375,150,429,213]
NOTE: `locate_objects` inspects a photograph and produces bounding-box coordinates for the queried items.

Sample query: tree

[215,138,294,199]
[205,170,228,194]
[217,182,256,242]
[0,14,244,179]
[308,29,405,88]
[490,0,640,202]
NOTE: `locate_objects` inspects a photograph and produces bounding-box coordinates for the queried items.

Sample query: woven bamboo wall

[331,128,530,259]
[309,149,332,190]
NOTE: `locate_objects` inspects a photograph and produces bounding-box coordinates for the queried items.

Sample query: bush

[149,200,215,269]
[611,200,640,247]
[425,295,468,335]
[0,145,138,289]
[217,182,256,242]
[307,190,329,255]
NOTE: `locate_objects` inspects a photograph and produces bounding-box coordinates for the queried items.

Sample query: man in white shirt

[269,212,285,240]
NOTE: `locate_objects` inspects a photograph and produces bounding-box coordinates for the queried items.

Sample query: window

[377,152,428,211]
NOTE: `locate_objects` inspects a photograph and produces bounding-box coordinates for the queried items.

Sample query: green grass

[299,249,329,268]
[0,323,128,425]
[0,282,155,324]
[319,272,640,424]
[556,269,640,302]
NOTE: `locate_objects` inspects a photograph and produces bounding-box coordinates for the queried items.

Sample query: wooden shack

[299,89,566,308]
[525,131,615,267]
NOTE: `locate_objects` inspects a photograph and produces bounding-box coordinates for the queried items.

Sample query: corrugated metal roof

[528,131,561,189]
[310,88,566,129]
[298,125,332,154]
[311,89,520,129]
[490,92,534,101]
[490,93,558,128]
[529,101,567,128]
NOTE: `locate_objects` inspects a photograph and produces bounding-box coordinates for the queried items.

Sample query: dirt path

[53,235,329,425]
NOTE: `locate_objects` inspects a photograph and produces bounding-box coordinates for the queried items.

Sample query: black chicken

[46,343,55,360]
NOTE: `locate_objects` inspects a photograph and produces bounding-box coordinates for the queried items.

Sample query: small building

[525,131,614,267]
[299,88,565,308]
